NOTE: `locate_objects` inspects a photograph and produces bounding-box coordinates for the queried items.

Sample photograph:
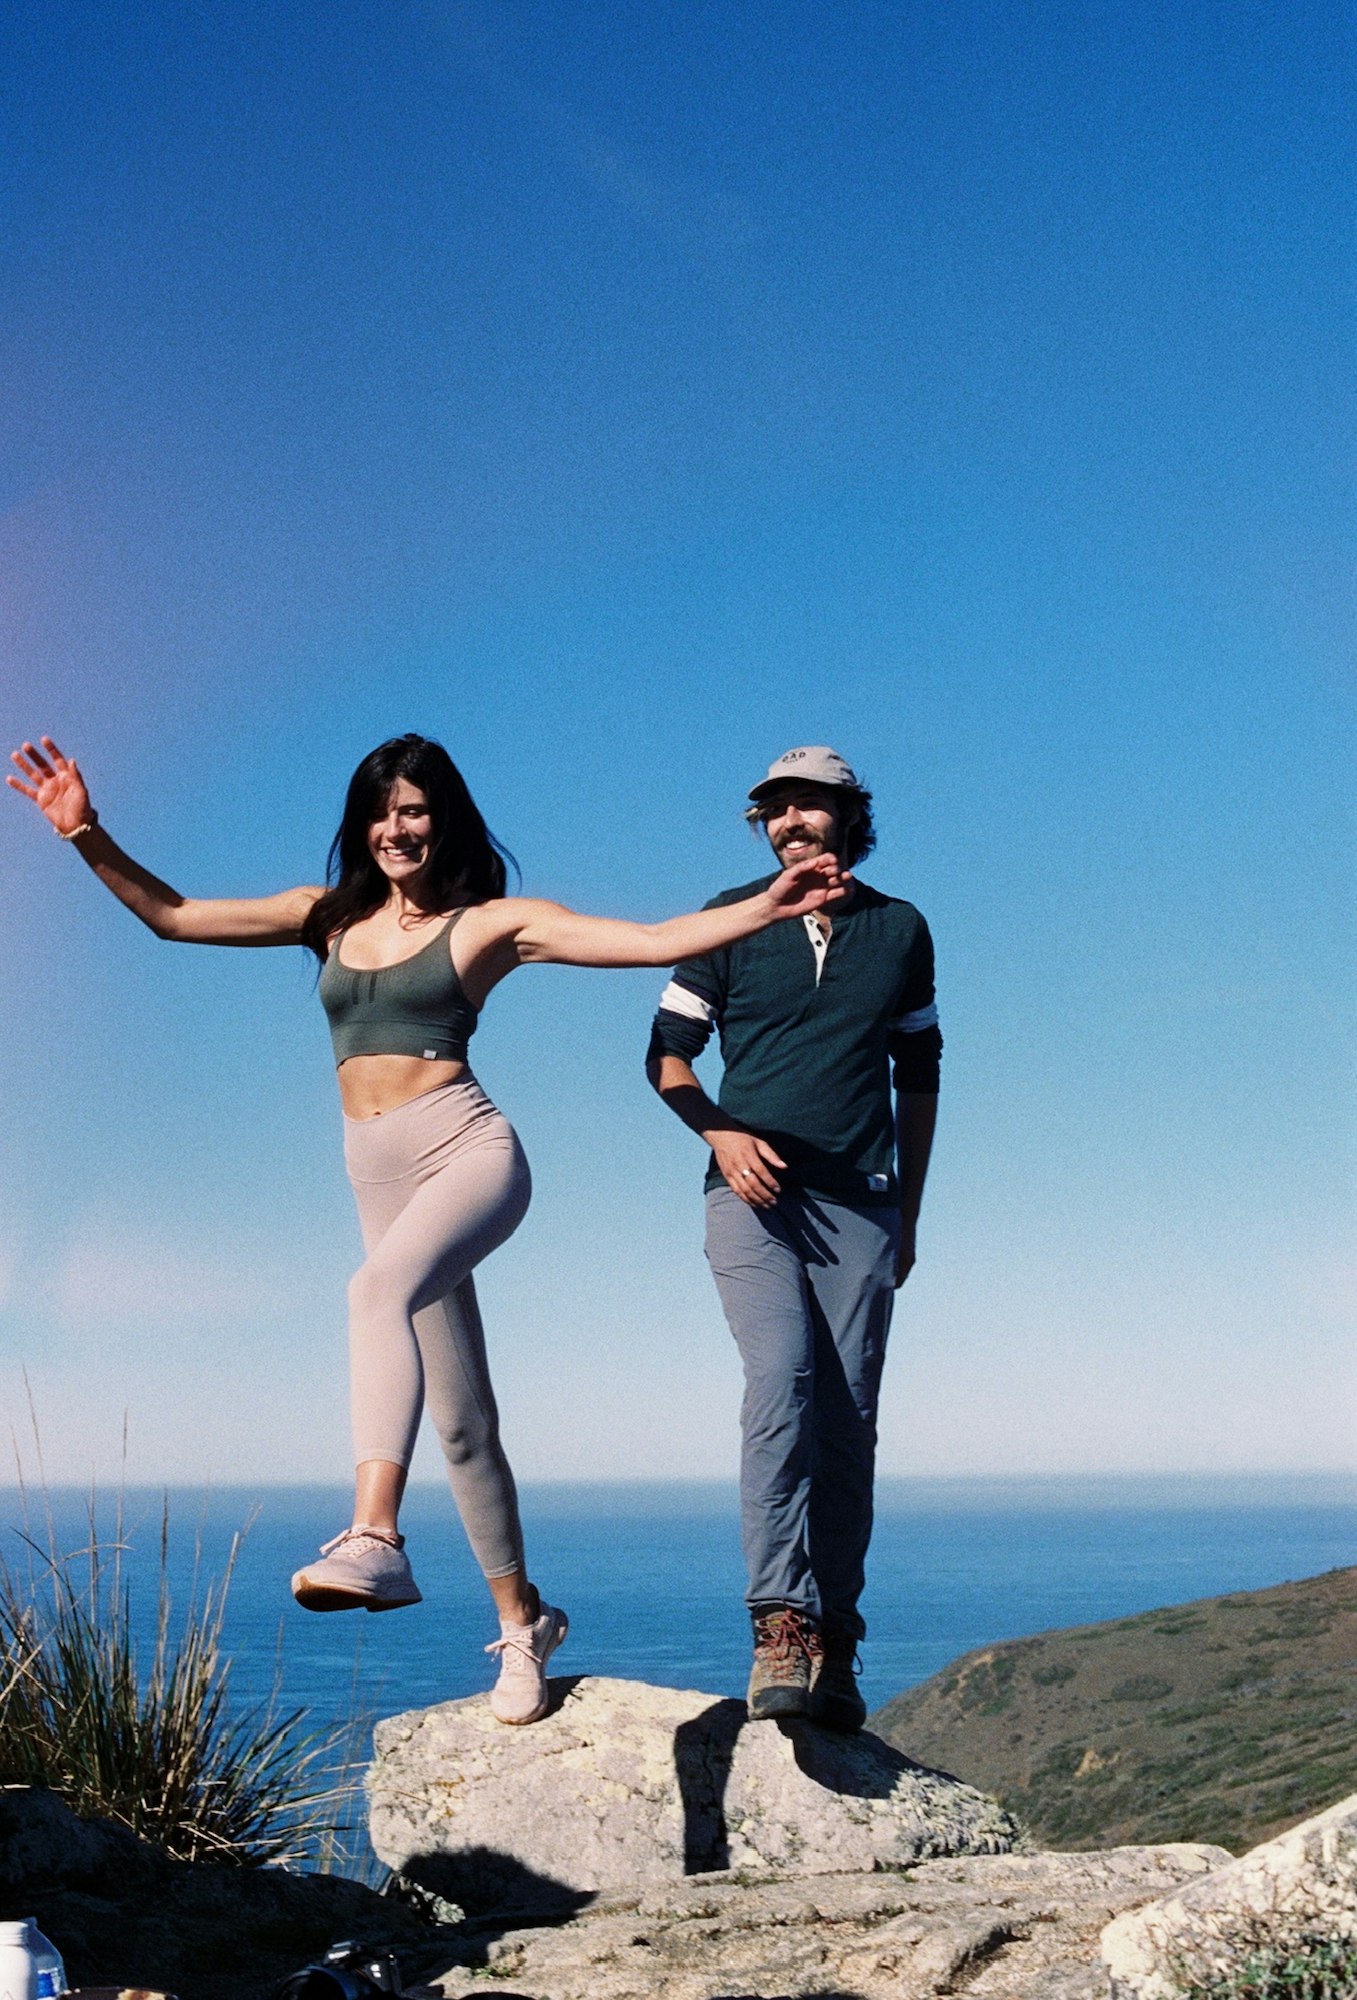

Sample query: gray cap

[747,745,862,804]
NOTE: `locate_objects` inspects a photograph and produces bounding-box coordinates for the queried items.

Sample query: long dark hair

[301,736,518,960]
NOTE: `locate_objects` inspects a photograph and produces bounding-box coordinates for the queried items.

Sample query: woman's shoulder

[458,893,567,929]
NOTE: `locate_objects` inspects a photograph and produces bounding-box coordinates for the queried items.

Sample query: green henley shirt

[646,874,941,1206]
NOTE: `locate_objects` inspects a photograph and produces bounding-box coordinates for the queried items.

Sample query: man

[646,747,941,1730]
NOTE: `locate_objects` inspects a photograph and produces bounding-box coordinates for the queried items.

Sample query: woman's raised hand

[7,737,94,836]
[763,851,851,918]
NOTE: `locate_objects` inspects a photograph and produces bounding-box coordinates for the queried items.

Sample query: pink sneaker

[485,1601,569,1724]
[291,1527,422,1612]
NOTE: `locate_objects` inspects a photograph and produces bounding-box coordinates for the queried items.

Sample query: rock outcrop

[0,1697,1238,2000]
[0,1778,1233,2000]
[28,1667,1346,2000]
[1101,1789,1357,1999]
[367,1672,1020,1914]
[404,1843,1230,2000]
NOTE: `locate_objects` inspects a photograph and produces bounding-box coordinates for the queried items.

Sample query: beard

[773,830,830,862]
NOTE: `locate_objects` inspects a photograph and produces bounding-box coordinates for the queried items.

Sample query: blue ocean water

[5,1475,1354,1737]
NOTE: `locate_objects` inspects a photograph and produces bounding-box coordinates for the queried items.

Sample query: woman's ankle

[491,1577,539,1627]
[350,1519,401,1543]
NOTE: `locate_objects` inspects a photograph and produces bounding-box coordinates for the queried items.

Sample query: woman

[8,732,847,1725]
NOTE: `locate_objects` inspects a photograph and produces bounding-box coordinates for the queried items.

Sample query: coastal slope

[871,1565,1357,1855]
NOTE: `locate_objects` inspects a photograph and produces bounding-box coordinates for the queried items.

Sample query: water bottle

[23,1924,65,2000]
[0,1920,37,2000]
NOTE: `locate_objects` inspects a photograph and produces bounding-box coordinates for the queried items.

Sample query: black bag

[272,1939,403,1999]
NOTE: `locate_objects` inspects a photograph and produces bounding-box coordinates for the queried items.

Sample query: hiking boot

[291,1526,423,1613]
[486,1600,569,1725]
[746,1605,821,1720]
[811,1626,867,1732]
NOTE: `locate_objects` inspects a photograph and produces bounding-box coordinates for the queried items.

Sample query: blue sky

[1,0,1351,1486]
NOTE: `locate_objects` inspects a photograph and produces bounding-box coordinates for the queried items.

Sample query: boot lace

[754,1607,822,1683]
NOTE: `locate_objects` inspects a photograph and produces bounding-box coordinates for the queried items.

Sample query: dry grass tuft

[0,1484,351,1867]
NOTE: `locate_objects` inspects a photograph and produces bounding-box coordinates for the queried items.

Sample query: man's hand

[648,1054,786,1209]
[894,1220,917,1288]
[710,1129,786,1208]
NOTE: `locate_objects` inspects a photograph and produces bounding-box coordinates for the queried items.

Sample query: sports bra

[318,909,479,1067]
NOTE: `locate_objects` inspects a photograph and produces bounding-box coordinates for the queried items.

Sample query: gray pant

[704,1185,899,1639]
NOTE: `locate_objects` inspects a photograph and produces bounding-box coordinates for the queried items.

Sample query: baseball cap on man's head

[747,746,862,806]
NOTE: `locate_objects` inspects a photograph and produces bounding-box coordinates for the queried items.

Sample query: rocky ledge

[1102,1789,1357,1999]
[11,1676,1353,1999]
[0,1777,1230,1999]
[404,1843,1230,2000]
[368,1671,1020,1915]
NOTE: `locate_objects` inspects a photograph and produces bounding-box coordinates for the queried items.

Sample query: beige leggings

[342,1076,532,1578]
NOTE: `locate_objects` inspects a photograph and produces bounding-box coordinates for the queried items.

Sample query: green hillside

[870,1566,1357,1856]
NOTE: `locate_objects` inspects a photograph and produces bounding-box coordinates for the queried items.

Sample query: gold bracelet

[57,813,98,841]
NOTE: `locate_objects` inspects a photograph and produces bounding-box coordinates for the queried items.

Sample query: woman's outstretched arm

[487,852,849,970]
[8,737,322,946]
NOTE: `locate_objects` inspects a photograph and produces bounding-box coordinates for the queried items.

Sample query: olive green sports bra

[318,909,479,1066]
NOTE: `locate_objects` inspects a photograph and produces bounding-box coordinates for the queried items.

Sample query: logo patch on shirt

[867,1173,889,1192]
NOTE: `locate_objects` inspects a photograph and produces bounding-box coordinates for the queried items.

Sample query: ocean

[5,1474,1354,1733]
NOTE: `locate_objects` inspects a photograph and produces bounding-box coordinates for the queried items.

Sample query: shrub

[1178,1930,1357,1999]
[0,1492,349,1867]
[1110,1673,1174,1702]
[1165,1863,1357,2000]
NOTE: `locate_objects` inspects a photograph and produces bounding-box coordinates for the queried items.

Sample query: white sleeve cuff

[659,980,716,1024]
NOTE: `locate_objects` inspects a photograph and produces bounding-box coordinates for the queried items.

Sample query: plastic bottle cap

[0,1919,29,1942]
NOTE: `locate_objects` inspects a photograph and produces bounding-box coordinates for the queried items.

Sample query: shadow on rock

[396,1844,593,1925]
[673,1701,977,1877]
[783,1719,961,1799]
[542,1670,585,1718]
[674,1696,746,1873]
[396,1849,601,1987]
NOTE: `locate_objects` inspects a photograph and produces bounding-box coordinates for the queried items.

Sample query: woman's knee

[436,1410,498,1468]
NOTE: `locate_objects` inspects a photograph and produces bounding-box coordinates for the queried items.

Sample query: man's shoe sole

[747,1686,811,1721]
[292,1579,423,1613]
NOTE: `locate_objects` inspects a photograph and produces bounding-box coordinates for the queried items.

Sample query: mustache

[772,828,825,850]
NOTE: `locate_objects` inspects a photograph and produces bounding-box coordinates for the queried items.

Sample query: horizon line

[4,1468,1355,1493]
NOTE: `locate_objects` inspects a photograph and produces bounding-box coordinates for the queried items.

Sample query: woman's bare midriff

[338,1052,470,1121]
